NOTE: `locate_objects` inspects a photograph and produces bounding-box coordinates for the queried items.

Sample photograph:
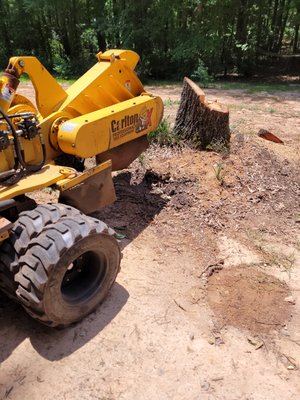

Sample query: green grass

[0,71,76,85]
[212,81,300,93]
[228,102,300,118]
[56,77,76,85]
[148,118,181,146]
[2,70,299,93]
[164,99,180,107]
[145,78,300,93]
[228,103,280,113]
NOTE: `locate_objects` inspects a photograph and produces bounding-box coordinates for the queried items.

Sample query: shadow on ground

[0,170,167,363]
[95,170,168,250]
[0,283,129,363]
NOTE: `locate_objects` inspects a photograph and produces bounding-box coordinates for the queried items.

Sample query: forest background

[0,0,299,80]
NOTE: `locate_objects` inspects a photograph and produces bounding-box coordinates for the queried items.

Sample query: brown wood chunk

[257,129,284,144]
[174,77,230,150]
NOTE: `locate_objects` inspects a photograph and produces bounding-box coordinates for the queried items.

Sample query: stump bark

[174,77,230,150]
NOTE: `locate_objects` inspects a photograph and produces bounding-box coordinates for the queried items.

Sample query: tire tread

[0,204,81,298]
[15,215,120,327]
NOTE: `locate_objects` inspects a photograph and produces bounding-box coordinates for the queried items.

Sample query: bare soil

[0,82,300,400]
[207,266,292,334]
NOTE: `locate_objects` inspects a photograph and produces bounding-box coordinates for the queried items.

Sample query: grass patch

[228,103,280,114]
[4,71,299,93]
[56,77,76,85]
[164,99,180,107]
[213,81,300,93]
[0,71,76,85]
[206,138,230,157]
[213,162,225,185]
[146,79,300,94]
[148,118,180,146]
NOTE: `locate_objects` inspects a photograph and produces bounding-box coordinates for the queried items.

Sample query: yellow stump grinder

[0,49,163,327]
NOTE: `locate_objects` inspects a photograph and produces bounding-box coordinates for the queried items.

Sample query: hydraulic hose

[0,107,46,175]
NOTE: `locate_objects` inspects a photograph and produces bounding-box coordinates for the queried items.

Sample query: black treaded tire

[11,203,82,256]
[0,203,81,298]
[0,242,18,298]
[15,215,121,327]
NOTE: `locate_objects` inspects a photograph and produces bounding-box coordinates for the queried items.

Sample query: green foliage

[191,60,214,87]
[164,99,180,107]
[214,81,300,93]
[148,119,180,146]
[206,138,230,157]
[213,162,225,185]
[0,0,298,78]
[49,35,71,79]
[81,28,99,62]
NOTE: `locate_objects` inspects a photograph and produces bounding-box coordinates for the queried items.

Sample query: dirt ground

[0,82,300,400]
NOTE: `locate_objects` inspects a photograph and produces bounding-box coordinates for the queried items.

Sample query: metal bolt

[18,60,25,67]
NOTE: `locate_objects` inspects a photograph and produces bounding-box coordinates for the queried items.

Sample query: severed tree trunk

[174,77,230,150]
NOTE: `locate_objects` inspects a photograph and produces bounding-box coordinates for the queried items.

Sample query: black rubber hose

[0,198,17,212]
[0,112,35,119]
[0,112,19,172]
[0,107,45,173]
[19,140,46,173]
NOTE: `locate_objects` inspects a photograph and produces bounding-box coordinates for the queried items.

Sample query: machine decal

[111,107,153,140]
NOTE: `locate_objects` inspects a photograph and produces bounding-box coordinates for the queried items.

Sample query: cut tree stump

[174,77,230,150]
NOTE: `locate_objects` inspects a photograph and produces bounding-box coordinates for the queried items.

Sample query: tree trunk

[293,23,299,53]
[293,3,300,54]
[277,1,291,52]
[174,78,230,150]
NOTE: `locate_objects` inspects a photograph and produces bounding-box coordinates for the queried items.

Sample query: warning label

[0,84,15,103]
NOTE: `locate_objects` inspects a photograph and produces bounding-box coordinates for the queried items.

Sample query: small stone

[287,365,295,370]
[215,337,225,346]
[284,296,296,305]
[281,327,290,336]
[275,203,285,211]
[235,133,244,143]
[201,381,210,391]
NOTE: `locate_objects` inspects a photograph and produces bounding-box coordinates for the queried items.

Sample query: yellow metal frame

[0,160,113,201]
[56,160,112,191]
[6,56,67,117]
[0,49,163,204]
[0,164,75,200]
[58,94,162,158]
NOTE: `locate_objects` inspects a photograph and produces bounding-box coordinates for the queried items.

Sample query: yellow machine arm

[6,56,67,117]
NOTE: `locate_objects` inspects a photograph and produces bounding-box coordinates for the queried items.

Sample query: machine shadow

[30,283,129,361]
[0,283,129,363]
[0,170,167,362]
[94,170,168,250]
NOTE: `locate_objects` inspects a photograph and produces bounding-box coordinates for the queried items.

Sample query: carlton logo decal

[111,107,153,140]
